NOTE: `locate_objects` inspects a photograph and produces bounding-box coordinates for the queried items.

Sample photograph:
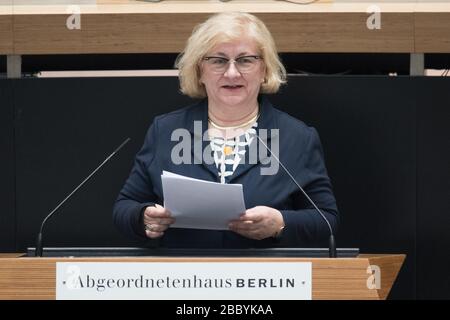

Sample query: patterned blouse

[209,122,258,184]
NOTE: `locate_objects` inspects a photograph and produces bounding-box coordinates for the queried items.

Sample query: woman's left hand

[228,206,285,240]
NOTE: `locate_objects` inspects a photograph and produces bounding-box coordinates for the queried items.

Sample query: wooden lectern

[0,252,404,300]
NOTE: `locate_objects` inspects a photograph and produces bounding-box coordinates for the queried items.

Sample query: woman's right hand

[143,204,175,239]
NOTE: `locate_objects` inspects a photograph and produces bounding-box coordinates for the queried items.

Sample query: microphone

[256,135,337,258]
[35,138,131,257]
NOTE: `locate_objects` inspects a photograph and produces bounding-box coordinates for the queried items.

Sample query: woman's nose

[223,61,241,78]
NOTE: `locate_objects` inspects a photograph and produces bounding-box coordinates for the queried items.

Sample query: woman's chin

[218,95,248,106]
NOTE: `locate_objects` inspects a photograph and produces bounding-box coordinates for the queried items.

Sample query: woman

[113,12,339,248]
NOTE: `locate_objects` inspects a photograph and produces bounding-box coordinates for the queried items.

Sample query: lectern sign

[56,262,312,300]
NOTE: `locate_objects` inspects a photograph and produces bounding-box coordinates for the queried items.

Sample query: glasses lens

[236,56,258,72]
[208,57,228,72]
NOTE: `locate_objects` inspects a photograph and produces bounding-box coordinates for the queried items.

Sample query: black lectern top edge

[26,247,359,258]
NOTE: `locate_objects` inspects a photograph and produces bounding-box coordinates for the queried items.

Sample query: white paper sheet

[161,171,246,230]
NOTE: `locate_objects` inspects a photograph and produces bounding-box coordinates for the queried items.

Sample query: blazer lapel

[228,96,279,183]
[187,99,220,181]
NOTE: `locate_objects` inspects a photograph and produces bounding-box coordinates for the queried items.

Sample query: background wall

[0,76,449,299]
[0,80,15,253]
[415,78,450,299]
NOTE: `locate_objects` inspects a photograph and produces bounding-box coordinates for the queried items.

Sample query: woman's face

[199,38,265,108]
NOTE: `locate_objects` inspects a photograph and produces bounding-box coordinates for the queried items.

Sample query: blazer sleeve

[277,127,339,247]
[112,121,159,241]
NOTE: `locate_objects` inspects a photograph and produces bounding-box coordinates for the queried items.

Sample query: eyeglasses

[202,55,263,74]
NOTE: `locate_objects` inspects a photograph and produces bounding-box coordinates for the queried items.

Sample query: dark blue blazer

[113,96,339,248]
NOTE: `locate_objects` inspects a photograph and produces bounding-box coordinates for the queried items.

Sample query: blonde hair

[175,12,287,98]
